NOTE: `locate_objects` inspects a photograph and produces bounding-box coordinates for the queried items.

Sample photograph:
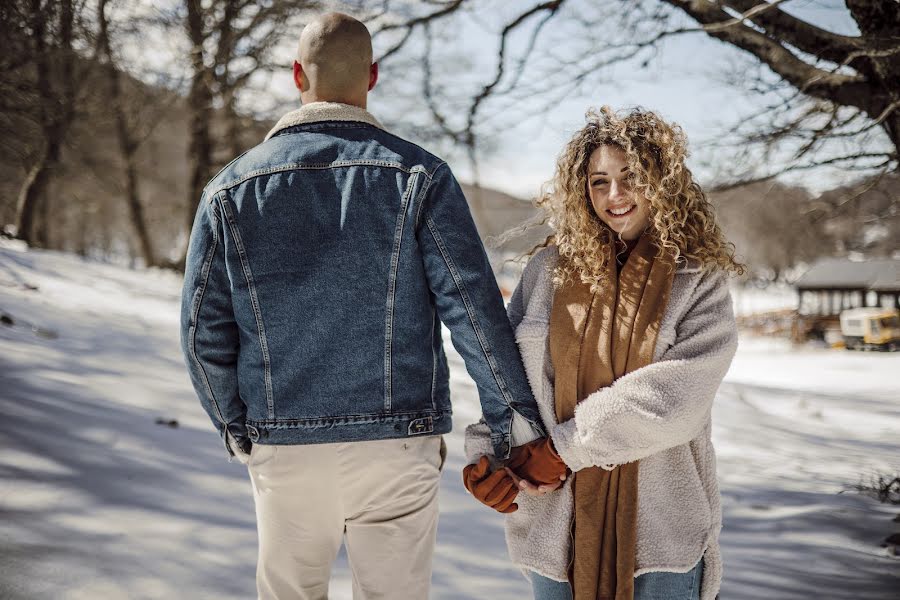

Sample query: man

[180,12,564,600]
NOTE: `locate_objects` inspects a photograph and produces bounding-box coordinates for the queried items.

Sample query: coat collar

[265,102,384,141]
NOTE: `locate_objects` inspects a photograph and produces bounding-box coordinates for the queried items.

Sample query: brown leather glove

[462,456,519,513]
[505,437,568,486]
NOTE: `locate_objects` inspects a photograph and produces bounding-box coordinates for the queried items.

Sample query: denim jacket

[180,102,543,459]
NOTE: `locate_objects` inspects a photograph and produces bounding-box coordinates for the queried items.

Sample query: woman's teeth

[607,205,636,217]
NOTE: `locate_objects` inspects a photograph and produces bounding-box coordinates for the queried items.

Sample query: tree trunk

[218,2,241,159]
[98,0,157,267]
[34,186,50,247]
[14,0,49,245]
[123,158,155,266]
[15,151,46,244]
[178,0,214,270]
[830,0,900,164]
[14,0,76,246]
[16,134,61,246]
[225,90,243,159]
[884,115,900,169]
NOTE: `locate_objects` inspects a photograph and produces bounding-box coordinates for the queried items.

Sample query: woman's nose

[609,179,624,200]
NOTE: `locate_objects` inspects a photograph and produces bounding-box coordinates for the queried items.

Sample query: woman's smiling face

[586,144,651,241]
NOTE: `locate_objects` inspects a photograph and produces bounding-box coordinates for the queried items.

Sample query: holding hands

[463,437,569,513]
[506,437,568,487]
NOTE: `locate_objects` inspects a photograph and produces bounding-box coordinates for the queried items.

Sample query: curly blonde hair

[537,105,743,289]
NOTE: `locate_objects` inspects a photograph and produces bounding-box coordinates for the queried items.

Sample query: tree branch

[721,0,864,69]
[373,0,465,34]
[421,21,465,145]
[711,151,895,192]
[664,0,871,112]
[464,1,566,137]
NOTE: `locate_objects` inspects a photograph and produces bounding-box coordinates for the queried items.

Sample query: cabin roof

[795,257,900,291]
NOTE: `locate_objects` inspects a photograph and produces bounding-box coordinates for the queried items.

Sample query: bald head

[295,13,375,105]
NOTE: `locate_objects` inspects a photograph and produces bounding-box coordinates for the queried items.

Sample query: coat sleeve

[416,162,544,458]
[506,270,526,331]
[506,246,555,331]
[180,194,246,458]
[550,268,738,471]
[463,252,550,465]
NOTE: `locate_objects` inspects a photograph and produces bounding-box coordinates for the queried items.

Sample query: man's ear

[293,61,305,91]
[368,62,378,91]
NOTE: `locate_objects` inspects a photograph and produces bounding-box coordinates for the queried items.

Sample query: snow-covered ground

[730,283,797,316]
[1,241,898,599]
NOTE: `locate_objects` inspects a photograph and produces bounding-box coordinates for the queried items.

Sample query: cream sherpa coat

[465,246,737,600]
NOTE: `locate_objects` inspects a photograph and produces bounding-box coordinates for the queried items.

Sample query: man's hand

[462,456,519,513]
[227,433,253,464]
[237,437,253,455]
[505,437,568,486]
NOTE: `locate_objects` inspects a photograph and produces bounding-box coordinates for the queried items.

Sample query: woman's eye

[591,180,608,187]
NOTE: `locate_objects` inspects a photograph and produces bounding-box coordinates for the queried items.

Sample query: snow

[730,283,797,316]
[1,241,898,599]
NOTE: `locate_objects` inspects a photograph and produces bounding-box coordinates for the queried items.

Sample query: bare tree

[160,0,320,268]
[370,1,899,187]
[210,2,319,159]
[182,0,214,249]
[9,0,86,246]
[96,0,158,267]
[713,181,826,280]
[669,0,899,184]
[807,171,900,255]
[714,169,899,280]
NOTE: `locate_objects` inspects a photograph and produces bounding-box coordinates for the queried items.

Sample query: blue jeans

[529,558,704,600]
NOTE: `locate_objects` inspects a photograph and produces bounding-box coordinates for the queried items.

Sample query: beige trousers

[244,436,444,600]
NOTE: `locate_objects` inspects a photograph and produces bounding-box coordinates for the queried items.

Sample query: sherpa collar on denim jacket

[265,101,384,141]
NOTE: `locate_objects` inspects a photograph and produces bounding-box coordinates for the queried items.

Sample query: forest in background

[3,0,897,279]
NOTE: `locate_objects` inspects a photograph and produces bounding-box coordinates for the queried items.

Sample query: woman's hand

[505,467,566,497]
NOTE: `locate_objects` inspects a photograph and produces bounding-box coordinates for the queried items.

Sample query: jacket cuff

[549,420,592,472]
[463,421,495,465]
[510,411,543,446]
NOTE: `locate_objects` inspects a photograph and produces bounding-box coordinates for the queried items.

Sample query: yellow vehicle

[839,308,900,351]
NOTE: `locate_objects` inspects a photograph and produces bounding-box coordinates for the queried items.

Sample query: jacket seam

[206,160,419,199]
[430,308,438,411]
[270,120,445,163]
[423,215,515,411]
[269,121,383,139]
[202,149,253,194]
[384,170,421,411]
[416,162,445,412]
[413,163,441,229]
[217,192,276,419]
[246,408,451,427]
[187,202,228,431]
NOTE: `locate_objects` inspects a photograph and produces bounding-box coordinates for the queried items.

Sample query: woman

[463,106,742,600]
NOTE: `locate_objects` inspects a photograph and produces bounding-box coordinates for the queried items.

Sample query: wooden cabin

[795,257,900,316]
[793,256,900,341]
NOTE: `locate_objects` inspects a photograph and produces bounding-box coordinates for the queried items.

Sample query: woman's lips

[606,204,636,218]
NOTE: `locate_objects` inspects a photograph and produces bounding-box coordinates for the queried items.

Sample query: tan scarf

[549,232,675,600]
